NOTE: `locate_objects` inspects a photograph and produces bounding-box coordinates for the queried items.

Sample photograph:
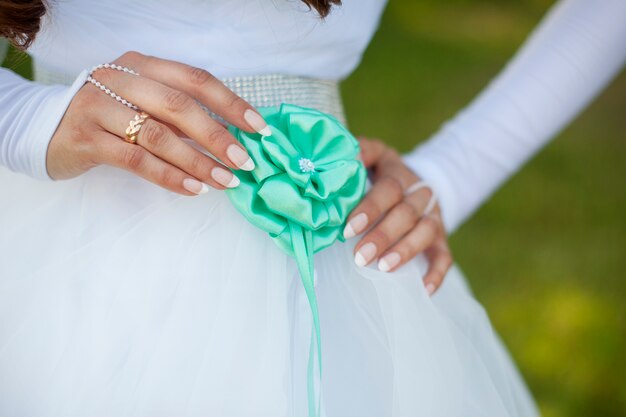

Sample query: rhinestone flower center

[298,158,316,173]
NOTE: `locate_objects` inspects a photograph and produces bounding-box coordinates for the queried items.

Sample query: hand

[344,137,453,295]
[47,51,271,195]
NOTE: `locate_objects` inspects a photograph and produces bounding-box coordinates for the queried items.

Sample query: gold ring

[125,112,150,144]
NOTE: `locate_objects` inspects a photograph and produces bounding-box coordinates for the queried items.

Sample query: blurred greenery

[2,1,624,416]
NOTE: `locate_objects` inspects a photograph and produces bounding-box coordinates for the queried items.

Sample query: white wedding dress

[1,0,624,416]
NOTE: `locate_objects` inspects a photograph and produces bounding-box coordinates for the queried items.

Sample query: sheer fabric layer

[0,166,538,417]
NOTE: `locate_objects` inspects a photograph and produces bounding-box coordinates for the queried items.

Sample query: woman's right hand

[47,51,271,195]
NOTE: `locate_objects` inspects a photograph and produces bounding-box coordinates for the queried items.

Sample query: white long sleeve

[0,61,87,180]
[404,0,626,233]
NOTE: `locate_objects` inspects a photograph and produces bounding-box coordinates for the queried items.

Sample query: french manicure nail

[227,144,255,171]
[212,167,240,188]
[183,178,209,195]
[244,109,272,137]
[343,213,368,239]
[378,252,401,272]
[426,283,436,296]
[354,242,377,267]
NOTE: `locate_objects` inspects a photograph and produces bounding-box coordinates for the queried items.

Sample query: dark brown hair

[0,0,341,50]
[0,0,47,49]
[301,0,341,17]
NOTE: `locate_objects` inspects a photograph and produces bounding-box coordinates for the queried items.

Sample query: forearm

[404,0,626,233]
[0,66,87,179]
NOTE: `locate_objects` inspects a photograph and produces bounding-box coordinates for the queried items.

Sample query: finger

[92,132,210,196]
[375,153,418,190]
[404,185,436,217]
[114,51,270,136]
[376,214,439,272]
[357,137,387,168]
[96,102,238,190]
[422,242,453,296]
[91,68,255,172]
[343,176,404,239]
[353,201,420,267]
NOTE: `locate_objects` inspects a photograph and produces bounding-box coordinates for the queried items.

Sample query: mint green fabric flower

[226,103,366,256]
[226,104,366,417]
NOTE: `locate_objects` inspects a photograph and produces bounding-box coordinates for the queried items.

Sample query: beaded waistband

[33,62,347,124]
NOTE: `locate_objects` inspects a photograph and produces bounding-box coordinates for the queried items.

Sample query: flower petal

[226,171,288,236]
[261,133,310,188]
[258,174,330,230]
[303,160,362,200]
[233,129,281,183]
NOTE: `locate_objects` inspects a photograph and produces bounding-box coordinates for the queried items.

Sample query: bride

[0,0,624,416]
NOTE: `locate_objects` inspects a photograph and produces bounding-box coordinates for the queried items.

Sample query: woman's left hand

[344,137,453,295]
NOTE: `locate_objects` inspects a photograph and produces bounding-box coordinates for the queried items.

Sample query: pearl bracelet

[86,63,140,111]
[404,180,438,216]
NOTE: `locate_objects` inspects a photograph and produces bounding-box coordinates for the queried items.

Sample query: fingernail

[211,167,240,188]
[343,213,368,239]
[378,252,401,272]
[244,109,272,137]
[183,178,209,195]
[426,283,436,296]
[354,242,377,267]
[227,144,255,171]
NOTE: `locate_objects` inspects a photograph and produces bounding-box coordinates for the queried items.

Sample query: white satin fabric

[0,165,538,416]
[30,0,387,81]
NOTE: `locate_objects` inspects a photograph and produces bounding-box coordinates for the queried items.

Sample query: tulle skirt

[0,165,539,417]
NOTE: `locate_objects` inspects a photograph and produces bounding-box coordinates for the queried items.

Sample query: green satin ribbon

[226,104,366,416]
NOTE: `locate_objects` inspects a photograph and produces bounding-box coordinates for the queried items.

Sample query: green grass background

[2,0,624,416]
